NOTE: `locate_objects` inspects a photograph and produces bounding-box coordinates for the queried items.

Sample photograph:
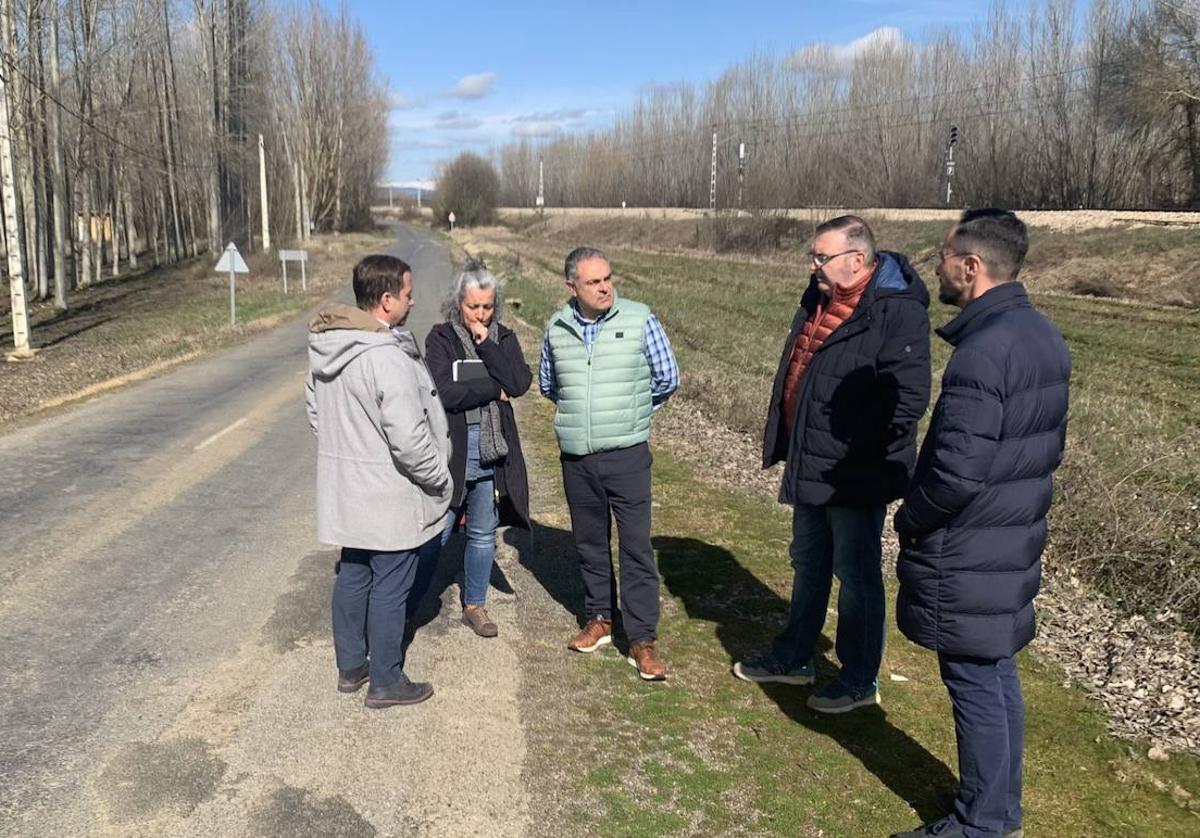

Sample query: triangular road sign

[214,242,250,274]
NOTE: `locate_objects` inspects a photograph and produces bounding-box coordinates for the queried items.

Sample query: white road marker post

[215,242,250,326]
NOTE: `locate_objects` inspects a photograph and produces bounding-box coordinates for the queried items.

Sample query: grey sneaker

[806,680,880,714]
[732,656,815,685]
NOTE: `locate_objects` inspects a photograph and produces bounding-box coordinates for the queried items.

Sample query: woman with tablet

[425,260,532,637]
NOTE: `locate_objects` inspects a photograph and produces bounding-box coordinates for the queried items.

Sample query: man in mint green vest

[539,246,679,681]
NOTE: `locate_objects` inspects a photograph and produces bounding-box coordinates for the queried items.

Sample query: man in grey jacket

[306,254,452,708]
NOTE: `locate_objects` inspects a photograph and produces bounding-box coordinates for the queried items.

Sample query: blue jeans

[332,540,437,688]
[939,653,1025,838]
[770,503,886,690]
[441,476,498,606]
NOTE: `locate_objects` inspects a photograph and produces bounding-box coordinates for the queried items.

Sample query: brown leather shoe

[627,641,667,681]
[567,618,613,653]
[462,605,498,638]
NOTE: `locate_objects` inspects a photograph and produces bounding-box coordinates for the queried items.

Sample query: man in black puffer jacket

[733,215,931,715]
[891,209,1070,838]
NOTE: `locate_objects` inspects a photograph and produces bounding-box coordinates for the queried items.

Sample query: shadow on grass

[503,517,588,625]
[654,534,957,823]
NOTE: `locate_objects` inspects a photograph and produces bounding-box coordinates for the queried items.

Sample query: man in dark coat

[733,215,931,714]
[891,209,1070,838]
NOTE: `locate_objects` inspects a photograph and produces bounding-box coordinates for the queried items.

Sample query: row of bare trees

[1,0,387,317]
[496,0,1200,210]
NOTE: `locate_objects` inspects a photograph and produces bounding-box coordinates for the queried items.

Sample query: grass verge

[477,224,1200,638]
[513,371,1200,836]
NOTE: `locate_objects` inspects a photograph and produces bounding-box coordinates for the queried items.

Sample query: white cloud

[512,121,563,138]
[436,110,484,131]
[389,91,413,110]
[786,27,908,73]
[449,72,497,100]
[514,108,587,123]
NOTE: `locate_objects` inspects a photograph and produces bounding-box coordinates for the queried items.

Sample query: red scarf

[782,268,875,435]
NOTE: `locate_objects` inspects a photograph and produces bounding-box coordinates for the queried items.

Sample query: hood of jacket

[308,303,415,380]
[872,251,930,306]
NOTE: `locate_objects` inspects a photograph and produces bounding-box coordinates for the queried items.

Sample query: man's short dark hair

[951,208,1028,282]
[814,215,876,264]
[564,246,607,284]
[353,255,411,310]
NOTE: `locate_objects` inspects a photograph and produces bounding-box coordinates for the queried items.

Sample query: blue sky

[341,1,1038,183]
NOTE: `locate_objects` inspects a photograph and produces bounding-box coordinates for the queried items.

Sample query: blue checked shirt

[539,304,679,410]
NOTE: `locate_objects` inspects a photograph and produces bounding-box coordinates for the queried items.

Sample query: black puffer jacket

[425,322,532,529]
[762,251,932,507]
[895,283,1070,659]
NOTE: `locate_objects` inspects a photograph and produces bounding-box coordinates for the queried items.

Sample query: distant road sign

[279,249,309,293]
[215,242,249,273]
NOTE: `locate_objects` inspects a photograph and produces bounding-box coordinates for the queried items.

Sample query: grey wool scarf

[451,320,509,466]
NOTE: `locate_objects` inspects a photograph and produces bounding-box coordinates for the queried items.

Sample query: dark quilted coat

[894,282,1071,659]
[762,251,932,507]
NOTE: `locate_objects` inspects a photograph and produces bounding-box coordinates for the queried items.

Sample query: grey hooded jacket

[306,304,452,551]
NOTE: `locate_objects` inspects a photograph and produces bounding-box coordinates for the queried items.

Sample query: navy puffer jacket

[762,252,932,507]
[895,282,1070,659]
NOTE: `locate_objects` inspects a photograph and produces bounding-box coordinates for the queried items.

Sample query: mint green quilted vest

[546,295,653,455]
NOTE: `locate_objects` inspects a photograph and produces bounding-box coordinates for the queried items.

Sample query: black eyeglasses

[810,249,861,267]
[938,249,977,264]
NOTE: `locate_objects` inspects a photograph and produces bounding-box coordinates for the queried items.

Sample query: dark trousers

[939,653,1025,838]
[332,537,438,688]
[769,503,886,689]
[560,442,659,644]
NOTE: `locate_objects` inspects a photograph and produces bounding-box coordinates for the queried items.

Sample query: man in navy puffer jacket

[891,209,1070,838]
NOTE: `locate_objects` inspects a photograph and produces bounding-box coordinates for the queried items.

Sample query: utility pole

[737,141,746,209]
[258,134,271,252]
[536,159,545,213]
[299,166,310,240]
[709,125,717,211]
[945,124,959,206]
[0,53,33,358]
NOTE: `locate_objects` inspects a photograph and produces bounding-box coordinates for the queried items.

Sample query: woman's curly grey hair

[441,257,504,324]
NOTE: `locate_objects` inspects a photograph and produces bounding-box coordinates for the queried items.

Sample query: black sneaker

[337,664,370,693]
[364,675,434,709]
[890,815,968,837]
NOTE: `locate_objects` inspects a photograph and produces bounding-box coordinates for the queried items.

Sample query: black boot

[364,674,434,708]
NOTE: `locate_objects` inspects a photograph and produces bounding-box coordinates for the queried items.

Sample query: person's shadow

[407,525,517,636]
[500,519,637,649]
[654,534,956,823]
[502,518,594,621]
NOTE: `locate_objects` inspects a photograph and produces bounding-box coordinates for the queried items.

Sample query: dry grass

[465,213,1200,639]
[0,229,393,425]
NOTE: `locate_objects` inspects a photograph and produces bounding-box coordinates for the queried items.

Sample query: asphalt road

[0,224,531,837]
